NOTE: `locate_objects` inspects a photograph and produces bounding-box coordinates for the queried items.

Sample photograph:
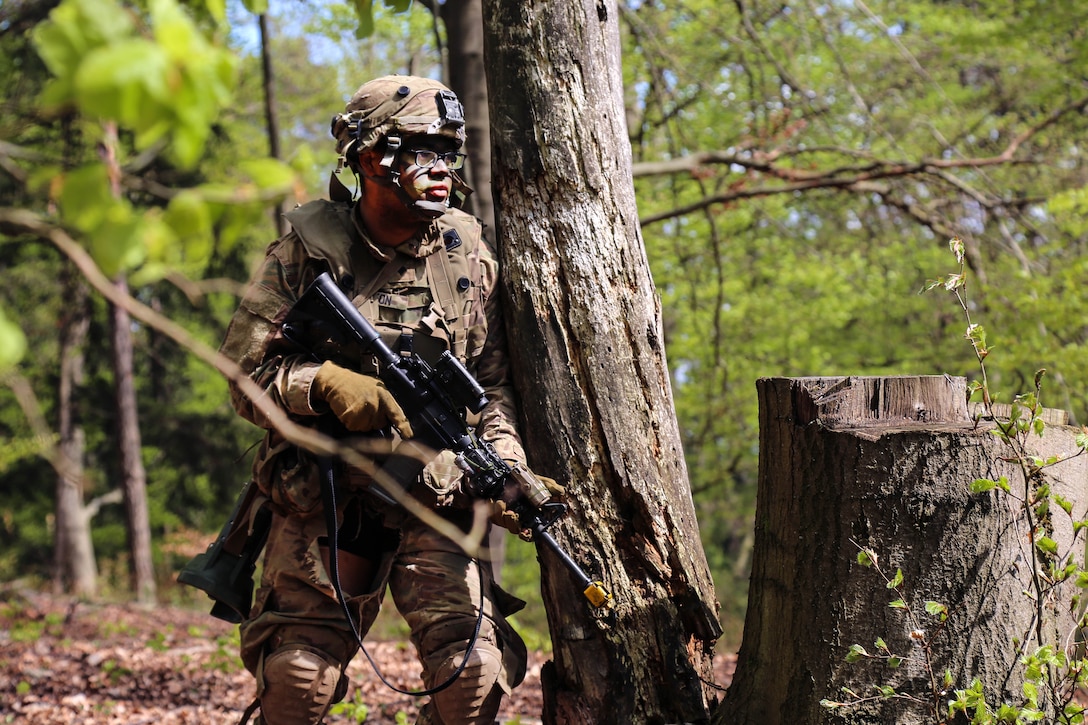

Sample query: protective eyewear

[404,149,466,170]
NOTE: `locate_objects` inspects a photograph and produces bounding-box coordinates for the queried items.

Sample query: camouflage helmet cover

[330,75,467,161]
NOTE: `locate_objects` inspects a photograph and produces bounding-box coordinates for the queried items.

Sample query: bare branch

[84,489,124,520]
[634,93,1088,227]
[0,208,490,556]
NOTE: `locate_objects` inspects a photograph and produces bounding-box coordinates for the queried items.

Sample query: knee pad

[259,646,343,725]
[430,643,504,725]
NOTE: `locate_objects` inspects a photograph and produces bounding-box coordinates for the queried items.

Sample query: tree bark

[483,1,722,722]
[717,376,1088,724]
[53,266,97,596]
[109,277,156,605]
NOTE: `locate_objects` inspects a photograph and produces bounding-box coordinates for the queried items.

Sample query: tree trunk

[109,277,156,604]
[441,0,495,235]
[483,1,722,722]
[53,267,97,596]
[258,12,284,236]
[717,376,1088,725]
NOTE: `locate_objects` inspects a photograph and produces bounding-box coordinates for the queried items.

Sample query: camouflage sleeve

[470,241,527,465]
[219,235,324,428]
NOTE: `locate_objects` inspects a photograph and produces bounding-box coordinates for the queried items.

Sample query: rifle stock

[178,480,271,623]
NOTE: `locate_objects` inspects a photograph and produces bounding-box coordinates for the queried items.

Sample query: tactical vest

[282,200,488,372]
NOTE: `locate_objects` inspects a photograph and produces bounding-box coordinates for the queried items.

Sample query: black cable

[320,457,485,698]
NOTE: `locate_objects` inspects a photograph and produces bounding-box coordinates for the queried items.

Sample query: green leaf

[87,205,147,277]
[128,212,179,286]
[925,601,948,620]
[163,190,212,248]
[204,0,228,22]
[971,478,998,494]
[239,158,298,195]
[57,164,116,232]
[32,0,135,77]
[74,39,170,126]
[1035,537,1058,556]
[856,549,874,567]
[889,599,907,609]
[887,568,904,589]
[845,643,867,662]
[888,656,903,668]
[0,309,28,371]
[353,0,375,38]
[1076,431,1088,452]
[1034,500,1049,523]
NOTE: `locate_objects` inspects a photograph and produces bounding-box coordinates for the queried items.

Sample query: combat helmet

[329,75,470,216]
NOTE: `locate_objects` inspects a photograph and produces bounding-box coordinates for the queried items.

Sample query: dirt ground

[0,587,735,724]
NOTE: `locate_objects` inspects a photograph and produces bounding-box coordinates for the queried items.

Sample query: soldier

[220,75,552,725]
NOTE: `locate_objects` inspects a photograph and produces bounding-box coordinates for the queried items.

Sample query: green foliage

[624,0,1088,642]
[0,308,28,373]
[33,0,235,169]
[328,687,371,722]
[23,0,298,291]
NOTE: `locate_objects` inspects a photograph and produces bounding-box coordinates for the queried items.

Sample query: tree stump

[717,376,1088,725]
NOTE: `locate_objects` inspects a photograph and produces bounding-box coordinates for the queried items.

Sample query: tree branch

[84,489,124,521]
[633,93,1088,227]
[0,208,488,555]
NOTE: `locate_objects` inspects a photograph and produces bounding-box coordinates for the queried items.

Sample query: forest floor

[0,586,736,724]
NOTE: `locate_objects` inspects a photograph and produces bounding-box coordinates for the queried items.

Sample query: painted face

[396,137,462,209]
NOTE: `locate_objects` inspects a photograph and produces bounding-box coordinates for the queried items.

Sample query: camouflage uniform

[220,192,528,723]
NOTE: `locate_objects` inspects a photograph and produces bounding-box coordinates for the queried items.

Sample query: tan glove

[312,361,413,438]
[490,466,566,538]
[534,473,565,502]
[490,499,527,537]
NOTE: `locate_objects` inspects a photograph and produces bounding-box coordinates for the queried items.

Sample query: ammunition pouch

[254,437,324,518]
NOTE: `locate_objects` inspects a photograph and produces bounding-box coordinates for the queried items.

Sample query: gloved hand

[312,360,413,438]
[490,499,527,538]
[534,473,565,502]
[489,466,566,538]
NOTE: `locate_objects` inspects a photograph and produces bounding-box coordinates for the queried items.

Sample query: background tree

[52,266,97,595]
[620,0,1088,639]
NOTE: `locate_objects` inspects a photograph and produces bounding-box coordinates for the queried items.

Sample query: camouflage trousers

[239,492,528,724]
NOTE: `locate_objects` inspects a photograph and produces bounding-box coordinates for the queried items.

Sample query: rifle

[287,272,612,609]
[180,272,612,620]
